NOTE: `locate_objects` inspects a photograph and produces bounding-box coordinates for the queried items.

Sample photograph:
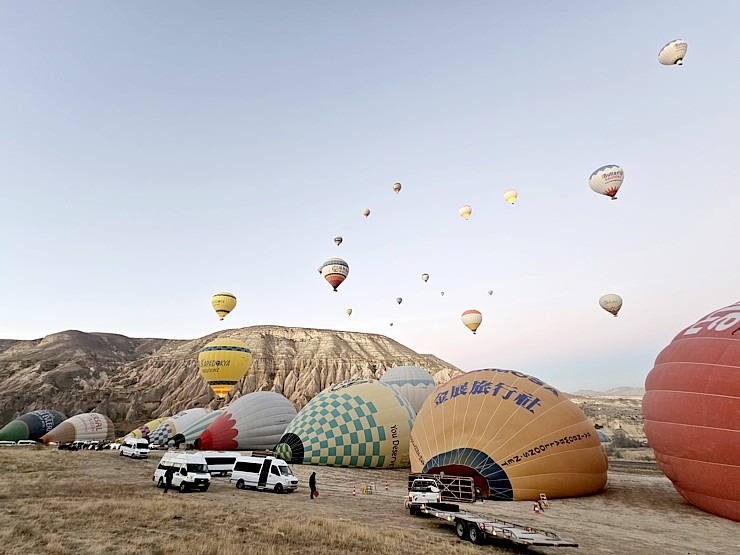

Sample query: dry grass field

[0,447,737,555]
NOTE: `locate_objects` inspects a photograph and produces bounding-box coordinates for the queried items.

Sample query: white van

[200,451,239,477]
[153,452,211,492]
[17,440,37,446]
[120,437,150,458]
[230,455,298,493]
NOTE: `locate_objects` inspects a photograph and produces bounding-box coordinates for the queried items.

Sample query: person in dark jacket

[163,466,175,493]
[309,471,318,499]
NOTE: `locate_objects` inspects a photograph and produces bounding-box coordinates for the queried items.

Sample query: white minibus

[230,455,298,493]
[153,452,211,492]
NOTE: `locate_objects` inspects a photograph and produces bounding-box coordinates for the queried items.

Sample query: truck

[405,476,578,548]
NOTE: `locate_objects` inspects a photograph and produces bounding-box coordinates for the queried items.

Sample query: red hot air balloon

[643,300,740,521]
[319,258,349,292]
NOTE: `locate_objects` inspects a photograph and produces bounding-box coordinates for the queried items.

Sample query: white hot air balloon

[589,165,624,200]
[503,189,518,204]
[421,273,429,283]
[659,39,688,66]
[459,205,472,220]
[599,294,623,317]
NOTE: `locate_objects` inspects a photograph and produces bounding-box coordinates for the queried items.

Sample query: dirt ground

[0,448,737,555]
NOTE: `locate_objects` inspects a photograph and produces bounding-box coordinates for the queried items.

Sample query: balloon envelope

[148,408,211,446]
[503,189,518,204]
[346,308,352,316]
[459,205,472,220]
[599,294,623,316]
[320,258,349,292]
[380,366,436,414]
[176,410,225,445]
[362,208,370,217]
[643,300,740,521]
[334,236,342,246]
[211,292,237,321]
[393,182,402,193]
[421,273,429,282]
[124,418,168,440]
[589,165,624,200]
[410,368,608,500]
[461,309,482,334]
[41,413,115,444]
[0,410,66,441]
[275,378,415,468]
[198,338,253,399]
[396,297,403,305]
[659,39,688,65]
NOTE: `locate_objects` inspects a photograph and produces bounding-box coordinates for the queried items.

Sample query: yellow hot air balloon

[198,338,253,399]
[211,292,237,321]
[459,205,472,220]
[346,308,353,316]
[461,309,482,334]
[503,189,518,204]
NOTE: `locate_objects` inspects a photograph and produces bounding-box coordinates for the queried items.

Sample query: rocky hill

[0,326,462,425]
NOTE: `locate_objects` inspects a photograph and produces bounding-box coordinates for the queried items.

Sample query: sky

[1,2,738,393]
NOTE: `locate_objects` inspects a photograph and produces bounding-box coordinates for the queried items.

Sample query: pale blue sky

[1,2,738,392]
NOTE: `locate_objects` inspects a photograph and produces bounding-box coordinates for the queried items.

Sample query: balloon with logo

[659,39,688,65]
[410,368,608,500]
[599,294,623,317]
[589,165,624,200]
[41,413,116,444]
[198,338,253,399]
[320,258,349,292]
[459,205,472,220]
[503,189,518,204]
[211,292,237,321]
[461,309,483,334]
[0,410,66,442]
[643,300,740,521]
[393,182,402,194]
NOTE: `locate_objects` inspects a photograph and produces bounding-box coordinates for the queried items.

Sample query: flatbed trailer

[407,501,579,548]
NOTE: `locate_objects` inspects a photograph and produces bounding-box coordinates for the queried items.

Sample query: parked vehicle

[230,455,298,493]
[120,437,150,458]
[17,440,37,446]
[200,451,239,476]
[153,452,211,492]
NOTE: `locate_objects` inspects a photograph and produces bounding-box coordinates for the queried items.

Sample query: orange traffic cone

[533,502,540,514]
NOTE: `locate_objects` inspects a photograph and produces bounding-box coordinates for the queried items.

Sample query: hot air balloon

[175,410,225,447]
[488,290,493,296]
[198,391,297,451]
[0,410,66,442]
[41,413,116,444]
[124,418,168,440]
[589,165,624,200]
[599,294,623,317]
[393,182,402,194]
[410,368,608,500]
[346,308,352,316]
[503,189,518,204]
[198,338,253,399]
[320,258,349,292]
[459,205,472,220]
[148,408,211,447]
[274,378,415,468]
[461,309,482,334]
[211,292,237,321]
[421,273,429,283]
[362,208,371,218]
[380,366,436,414]
[659,39,688,65]
[643,300,740,521]
[390,322,394,327]
[440,292,444,296]
[334,236,343,246]
[396,297,403,305]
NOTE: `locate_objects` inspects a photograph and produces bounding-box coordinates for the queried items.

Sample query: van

[120,437,150,458]
[153,452,211,493]
[200,451,239,477]
[17,440,37,446]
[230,456,298,493]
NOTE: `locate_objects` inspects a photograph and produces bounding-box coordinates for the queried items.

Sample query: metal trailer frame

[409,502,579,548]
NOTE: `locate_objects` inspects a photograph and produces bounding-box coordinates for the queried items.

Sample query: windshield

[277,464,292,476]
[187,463,208,473]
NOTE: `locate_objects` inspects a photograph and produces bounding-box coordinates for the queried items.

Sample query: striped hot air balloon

[211,292,237,320]
[380,366,436,414]
[319,258,349,292]
[461,309,483,334]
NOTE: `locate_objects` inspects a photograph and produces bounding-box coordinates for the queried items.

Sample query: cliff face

[0,326,462,424]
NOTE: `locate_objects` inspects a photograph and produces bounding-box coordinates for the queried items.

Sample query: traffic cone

[533,502,540,514]
[352,485,356,496]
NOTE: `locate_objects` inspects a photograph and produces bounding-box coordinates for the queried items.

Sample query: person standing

[309,471,318,499]
[163,466,175,493]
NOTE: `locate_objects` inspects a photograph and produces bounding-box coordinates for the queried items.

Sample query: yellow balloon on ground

[211,292,237,321]
[198,338,253,398]
[503,189,518,204]
[410,368,607,500]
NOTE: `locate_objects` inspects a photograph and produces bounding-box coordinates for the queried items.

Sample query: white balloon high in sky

[0,4,738,393]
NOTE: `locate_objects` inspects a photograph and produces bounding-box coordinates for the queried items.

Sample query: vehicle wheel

[468,524,481,544]
[274,483,284,494]
[236,479,245,490]
[179,482,187,493]
[410,506,419,516]
[157,478,164,489]
[200,484,209,492]
[455,520,468,540]
[119,450,123,456]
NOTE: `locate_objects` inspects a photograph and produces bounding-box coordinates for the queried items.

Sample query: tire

[410,506,419,516]
[200,484,209,492]
[119,450,123,456]
[236,479,245,490]
[179,482,187,493]
[468,524,481,544]
[157,477,164,489]
[274,483,284,494]
[455,520,468,540]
